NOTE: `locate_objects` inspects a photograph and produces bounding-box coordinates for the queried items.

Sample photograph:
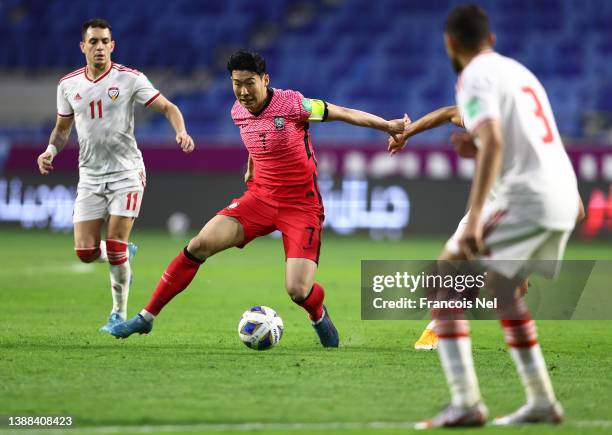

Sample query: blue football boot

[128,242,138,261]
[110,314,152,339]
[99,313,125,333]
[312,305,339,348]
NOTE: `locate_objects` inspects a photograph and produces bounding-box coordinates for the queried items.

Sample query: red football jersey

[231,88,320,203]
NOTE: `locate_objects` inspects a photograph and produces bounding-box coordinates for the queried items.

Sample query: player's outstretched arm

[325,103,409,142]
[37,115,74,175]
[148,95,195,153]
[388,106,464,155]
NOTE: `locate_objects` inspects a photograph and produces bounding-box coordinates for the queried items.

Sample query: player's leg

[73,185,108,263]
[489,229,569,426]
[74,219,105,262]
[111,215,245,338]
[414,215,529,351]
[285,258,321,318]
[416,248,487,429]
[487,270,563,425]
[146,214,244,317]
[96,181,143,332]
[278,201,338,348]
[98,215,136,331]
[285,258,339,348]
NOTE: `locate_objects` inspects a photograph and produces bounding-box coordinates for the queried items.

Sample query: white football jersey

[457,50,579,230]
[57,63,160,183]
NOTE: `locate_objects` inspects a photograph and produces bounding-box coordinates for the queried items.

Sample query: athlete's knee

[75,246,101,263]
[285,280,311,301]
[186,236,212,260]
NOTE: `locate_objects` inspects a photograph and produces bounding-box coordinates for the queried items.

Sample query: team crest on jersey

[274,116,285,130]
[108,87,120,101]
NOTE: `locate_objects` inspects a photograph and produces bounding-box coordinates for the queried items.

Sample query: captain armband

[302,99,329,122]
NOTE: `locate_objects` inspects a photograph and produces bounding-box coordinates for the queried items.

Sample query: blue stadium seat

[1,0,611,140]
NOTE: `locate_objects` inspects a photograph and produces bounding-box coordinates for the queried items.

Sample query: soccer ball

[237,306,284,351]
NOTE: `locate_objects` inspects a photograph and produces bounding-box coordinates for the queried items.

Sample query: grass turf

[1,229,611,434]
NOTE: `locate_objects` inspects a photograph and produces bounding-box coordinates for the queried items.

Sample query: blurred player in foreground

[391,106,584,351]
[37,18,194,332]
[390,5,581,428]
[111,50,408,347]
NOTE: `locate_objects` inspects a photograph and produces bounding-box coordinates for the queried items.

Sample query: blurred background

[1,0,611,241]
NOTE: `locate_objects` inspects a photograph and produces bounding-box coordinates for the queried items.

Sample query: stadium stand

[1,0,611,142]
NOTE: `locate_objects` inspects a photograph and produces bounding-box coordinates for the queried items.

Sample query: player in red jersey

[111,50,408,346]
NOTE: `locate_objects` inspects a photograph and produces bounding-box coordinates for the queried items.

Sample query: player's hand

[37,151,54,175]
[458,217,485,260]
[386,113,410,142]
[387,114,412,155]
[176,131,195,153]
[451,130,478,158]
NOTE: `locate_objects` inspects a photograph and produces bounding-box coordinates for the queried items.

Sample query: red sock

[295,282,325,321]
[144,248,203,315]
[498,299,537,348]
[501,317,538,348]
[106,239,128,265]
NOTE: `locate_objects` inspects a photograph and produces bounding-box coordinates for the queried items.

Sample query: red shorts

[217,189,324,263]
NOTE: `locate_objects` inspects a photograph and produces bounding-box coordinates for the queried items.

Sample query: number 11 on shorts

[126,192,139,211]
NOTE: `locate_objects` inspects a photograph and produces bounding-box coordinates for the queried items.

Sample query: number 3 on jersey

[522,86,553,144]
[125,192,139,211]
[89,100,103,119]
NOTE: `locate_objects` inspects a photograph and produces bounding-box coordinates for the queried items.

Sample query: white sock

[139,309,156,323]
[509,344,556,407]
[109,261,130,319]
[426,320,436,330]
[438,337,482,408]
[96,241,108,263]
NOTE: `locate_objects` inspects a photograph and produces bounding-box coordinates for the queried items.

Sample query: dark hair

[445,5,490,51]
[81,18,112,40]
[226,50,266,75]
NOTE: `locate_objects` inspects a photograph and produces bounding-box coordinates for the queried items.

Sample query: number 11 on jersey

[89,100,103,119]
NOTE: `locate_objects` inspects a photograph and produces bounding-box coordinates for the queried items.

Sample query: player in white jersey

[390,107,585,352]
[36,18,194,332]
[391,5,581,428]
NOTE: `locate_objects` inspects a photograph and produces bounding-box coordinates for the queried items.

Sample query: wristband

[46,144,58,157]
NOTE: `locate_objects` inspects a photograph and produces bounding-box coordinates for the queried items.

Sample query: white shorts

[73,172,145,223]
[445,203,572,279]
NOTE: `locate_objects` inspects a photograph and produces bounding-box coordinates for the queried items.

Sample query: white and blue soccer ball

[238,306,284,351]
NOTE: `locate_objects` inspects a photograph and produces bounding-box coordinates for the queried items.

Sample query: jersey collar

[250,87,274,117]
[84,62,113,83]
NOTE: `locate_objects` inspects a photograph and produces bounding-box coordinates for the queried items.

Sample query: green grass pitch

[1,229,611,434]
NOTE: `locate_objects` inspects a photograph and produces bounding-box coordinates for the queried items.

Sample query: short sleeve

[133,73,161,107]
[56,84,73,117]
[457,71,499,135]
[287,91,310,123]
